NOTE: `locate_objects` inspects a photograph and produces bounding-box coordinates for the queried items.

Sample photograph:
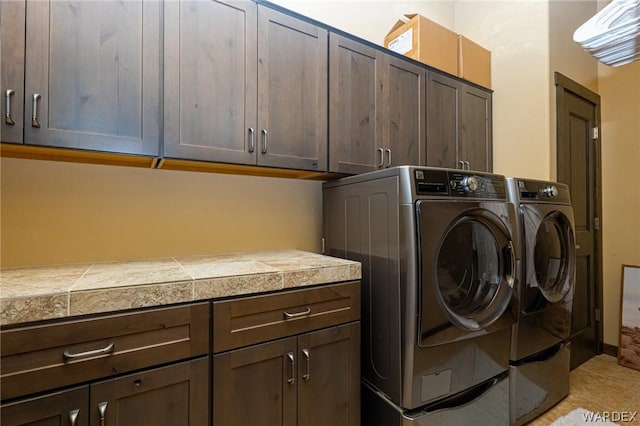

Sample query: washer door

[418,202,517,346]
[522,206,575,313]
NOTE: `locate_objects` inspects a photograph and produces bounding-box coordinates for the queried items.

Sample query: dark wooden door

[0,386,88,426]
[297,323,360,426]
[555,72,602,370]
[383,53,426,168]
[214,337,297,426]
[328,33,382,174]
[426,71,459,169]
[257,6,327,171]
[163,0,257,164]
[89,358,209,426]
[460,83,492,172]
[1,0,25,144]
[24,0,161,155]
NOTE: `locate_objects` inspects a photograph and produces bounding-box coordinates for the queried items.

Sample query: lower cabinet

[0,357,209,426]
[213,323,360,426]
[0,386,88,426]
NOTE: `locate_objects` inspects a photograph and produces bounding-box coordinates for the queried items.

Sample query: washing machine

[506,178,576,426]
[323,166,519,425]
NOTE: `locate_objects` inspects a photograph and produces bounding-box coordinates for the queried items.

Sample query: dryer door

[417,201,517,347]
[521,205,575,313]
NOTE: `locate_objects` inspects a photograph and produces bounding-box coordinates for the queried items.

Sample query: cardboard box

[457,35,492,89]
[384,14,458,76]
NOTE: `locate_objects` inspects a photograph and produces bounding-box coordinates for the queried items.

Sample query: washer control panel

[517,179,571,204]
[414,169,506,199]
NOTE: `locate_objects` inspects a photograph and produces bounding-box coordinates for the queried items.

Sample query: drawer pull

[283,307,311,319]
[261,129,268,154]
[98,401,108,426]
[63,341,115,360]
[302,348,310,380]
[286,352,295,384]
[69,409,80,426]
[248,127,255,153]
[5,89,15,125]
[31,93,41,128]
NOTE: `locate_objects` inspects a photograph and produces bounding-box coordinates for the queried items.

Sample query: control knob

[460,176,479,192]
[542,185,558,197]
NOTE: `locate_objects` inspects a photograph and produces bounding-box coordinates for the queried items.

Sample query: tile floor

[529,354,640,425]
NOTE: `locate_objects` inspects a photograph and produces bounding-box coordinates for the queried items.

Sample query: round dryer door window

[435,214,515,331]
[532,214,573,303]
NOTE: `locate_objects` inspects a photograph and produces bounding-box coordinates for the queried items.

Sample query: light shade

[573,0,640,67]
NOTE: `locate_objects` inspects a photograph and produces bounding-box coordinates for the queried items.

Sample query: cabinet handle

[286,352,295,384]
[63,341,115,360]
[261,129,268,154]
[248,128,255,153]
[376,147,384,167]
[98,401,108,426]
[68,409,80,426]
[457,160,464,170]
[31,93,41,128]
[302,349,310,380]
[283,307,311,319]
[464,161,470,170]
[5,89,15,125]
[385,149,392,167]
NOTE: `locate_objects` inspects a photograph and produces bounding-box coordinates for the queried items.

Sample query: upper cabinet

[1,1,25,145]
[164,0,328,172]
[14,0,161,155]
[328,34,381,174]
[329,33,426,174]
[383,53,427,170]
[1,0,490,176]
[164,0,257,166]
[426,70,492,172]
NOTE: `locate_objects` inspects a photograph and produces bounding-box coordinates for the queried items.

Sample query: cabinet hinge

[595,308,601,322]
[594,217,600,231]
[592,127,599,140]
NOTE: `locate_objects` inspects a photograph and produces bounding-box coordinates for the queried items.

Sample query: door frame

[554,71,604,355]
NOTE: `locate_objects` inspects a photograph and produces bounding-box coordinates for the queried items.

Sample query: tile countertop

[0,250,361,327]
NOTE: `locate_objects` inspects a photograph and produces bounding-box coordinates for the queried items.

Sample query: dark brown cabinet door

[1,386,89,426]
[383,53,426,168]
[460,84,492,172]
[89,358,208,426]
[214,338,298,426]
[329,33,382,174]
[257,6,328,171]
[164,0,257,164]
[297,323,360,426]
[165,2,327,172]
[426,71,493,172]
[1,0,25,145]
[23,0,161,155]
[426,71,460,169]
[213,322,360,426]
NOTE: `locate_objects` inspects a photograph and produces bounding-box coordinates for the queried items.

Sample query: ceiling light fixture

[573,0,640,67]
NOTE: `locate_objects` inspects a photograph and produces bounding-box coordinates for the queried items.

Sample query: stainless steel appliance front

[323,166,518,419]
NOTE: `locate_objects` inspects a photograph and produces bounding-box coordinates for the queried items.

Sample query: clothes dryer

[324,166,519,425]
[506,178,576,426]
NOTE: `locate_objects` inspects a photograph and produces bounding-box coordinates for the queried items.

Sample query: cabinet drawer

[213,281,360,352]
[1,303,209,401]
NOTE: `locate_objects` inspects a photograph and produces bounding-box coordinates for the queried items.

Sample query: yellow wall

[0,158,322,267]
[598,60,640,346]
[454,1,551,179]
